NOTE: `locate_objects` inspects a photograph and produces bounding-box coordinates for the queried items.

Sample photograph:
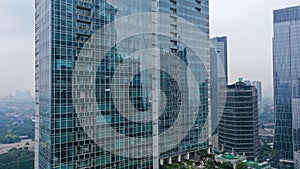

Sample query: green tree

[217,161,233,169]
[0,149,34,169]
[236,161,247,169]
[205,158,216,169]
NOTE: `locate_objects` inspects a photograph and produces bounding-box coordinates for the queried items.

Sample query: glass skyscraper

[210,37,228,85]
[35,0,210,168]
[273,5,300,164]
[210,36,228,135]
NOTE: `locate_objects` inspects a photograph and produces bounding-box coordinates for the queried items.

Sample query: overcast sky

[0,0,299,97]
[210,0,300,97]
[0,1,35,97]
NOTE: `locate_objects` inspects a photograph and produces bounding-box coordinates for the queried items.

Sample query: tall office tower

[273,6,300,164]
[252,81,263,115]
[211,37,228,85]
[35,0,210,168]
[218,80,259,160]
[210,36,228,136]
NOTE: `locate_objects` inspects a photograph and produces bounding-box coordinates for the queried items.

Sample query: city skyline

[0,1,299,169]
[211,0,299,98]
[0,0,299,97]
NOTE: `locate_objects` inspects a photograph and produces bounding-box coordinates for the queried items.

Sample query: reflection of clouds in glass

[73,12,211,159]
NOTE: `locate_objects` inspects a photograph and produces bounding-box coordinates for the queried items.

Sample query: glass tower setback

[273,5,300,163]
[35,0,210,168]
[252,81,263,115]
[211,37,228,85]
[210,36,228,134]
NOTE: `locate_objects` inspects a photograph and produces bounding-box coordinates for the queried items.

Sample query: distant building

[15,90,32,101]
[0,139,34,155]
[243,80,251,86]
[252,81,263,115]
[259,128,274,143]
[273,5,300,163]
[261,122,275,129]
[219,80,259,160]
[0,95,14,103]
[210,36,228,135]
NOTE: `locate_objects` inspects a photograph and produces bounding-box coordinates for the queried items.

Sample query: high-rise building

[252,81,263,115]
[210,36,228,134]
[211,36,228,84]
[273,6,300,164]
[218,80,259,160]
[35,0,210,168]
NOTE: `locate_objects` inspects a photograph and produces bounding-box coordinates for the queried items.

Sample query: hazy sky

[0,0,299,97]
[0,1,35,97]
[210,0,300,96]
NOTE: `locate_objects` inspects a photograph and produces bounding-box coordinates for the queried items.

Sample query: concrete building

[241,80,263,116]
[218,80,259,160]
[0,139,34,155]
[259,128,274,144]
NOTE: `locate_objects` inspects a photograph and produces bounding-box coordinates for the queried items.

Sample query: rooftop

[274,5,300,23]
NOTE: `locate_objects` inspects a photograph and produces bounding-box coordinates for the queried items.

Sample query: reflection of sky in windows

[36,0,210,168]
[273,6,300,161]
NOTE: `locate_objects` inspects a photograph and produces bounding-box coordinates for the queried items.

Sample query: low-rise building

[0,139,34,154]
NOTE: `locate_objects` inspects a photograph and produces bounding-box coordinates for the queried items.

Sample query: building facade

[210,36,228,135]
[273,6,300,163]
[294,151,300,169]
[218,81,259,160]
[35,0,210,169]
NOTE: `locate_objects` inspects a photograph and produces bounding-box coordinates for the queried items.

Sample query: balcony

[77,15,92,23]
[77,1,92,10]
